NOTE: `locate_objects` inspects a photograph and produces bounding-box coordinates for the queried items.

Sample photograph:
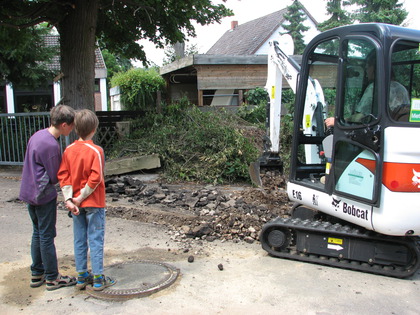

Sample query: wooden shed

[160,6,319,107]
[160,54,304,107]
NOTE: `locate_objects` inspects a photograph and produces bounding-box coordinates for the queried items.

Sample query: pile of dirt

[105,169,292,244]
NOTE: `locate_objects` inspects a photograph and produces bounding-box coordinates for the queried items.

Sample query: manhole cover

[86,260,180,300]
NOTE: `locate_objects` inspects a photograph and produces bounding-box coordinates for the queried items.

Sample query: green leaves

[110,67,165,110]
[350,0,407,24]
[281,0,310,55]
[96,0,233,63]
[0,25,57,87]
[110,100,259,184]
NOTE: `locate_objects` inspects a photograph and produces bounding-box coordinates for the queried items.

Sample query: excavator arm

[249,36,327,186]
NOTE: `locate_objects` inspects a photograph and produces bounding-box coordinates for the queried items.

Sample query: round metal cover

[86,260,180,300]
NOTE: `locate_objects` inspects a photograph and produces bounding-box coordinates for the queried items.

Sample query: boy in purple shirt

[20,105,77,290]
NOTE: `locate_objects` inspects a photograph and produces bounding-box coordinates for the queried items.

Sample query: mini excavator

[257,23,420,278]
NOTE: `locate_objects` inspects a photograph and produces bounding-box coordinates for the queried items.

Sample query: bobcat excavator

[258,23,420,278]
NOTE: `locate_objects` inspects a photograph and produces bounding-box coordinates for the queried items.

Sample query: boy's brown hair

[74,109,99,139]
[50,105,75,126]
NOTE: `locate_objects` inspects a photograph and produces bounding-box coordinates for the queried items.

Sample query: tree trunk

[57,0,99,111]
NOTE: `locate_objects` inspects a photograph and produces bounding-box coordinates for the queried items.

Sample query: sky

[136,0,420,66]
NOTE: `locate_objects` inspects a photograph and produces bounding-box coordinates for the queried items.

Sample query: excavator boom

[250,36,327,186]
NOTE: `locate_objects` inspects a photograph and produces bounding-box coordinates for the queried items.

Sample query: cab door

[290,35,383,206]
[331,37,383,206]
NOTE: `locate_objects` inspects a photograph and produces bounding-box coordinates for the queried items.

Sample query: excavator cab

[290,24,420,229]
[261,24,420,278]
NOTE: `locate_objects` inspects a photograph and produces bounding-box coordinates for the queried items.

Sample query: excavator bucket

[249,161,263,187]
[249,152,283,187]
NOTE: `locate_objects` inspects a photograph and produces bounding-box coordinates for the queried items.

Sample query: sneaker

[76,272,93,290]
[46,274,77,291]
[30,274,45,288]
[92,275,116,291]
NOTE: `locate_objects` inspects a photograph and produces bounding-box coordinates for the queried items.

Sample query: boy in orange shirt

[58,109,115,291]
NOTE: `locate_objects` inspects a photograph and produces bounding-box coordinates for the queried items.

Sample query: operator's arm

[325,117,335,128]
[348,83,374,123]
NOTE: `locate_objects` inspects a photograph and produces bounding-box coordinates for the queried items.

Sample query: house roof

[206,4,318,55]
[43,35,106,71]
[207,9,287,55]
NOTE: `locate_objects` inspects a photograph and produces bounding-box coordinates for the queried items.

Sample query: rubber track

[260,217,420,278]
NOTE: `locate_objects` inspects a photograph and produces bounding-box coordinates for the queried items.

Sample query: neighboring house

[160,5,319,107]
[207,8,318,56]
[0,35,107,113]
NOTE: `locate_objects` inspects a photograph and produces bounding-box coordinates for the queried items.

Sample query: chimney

[231,21,238,30]
[173,42,185,59]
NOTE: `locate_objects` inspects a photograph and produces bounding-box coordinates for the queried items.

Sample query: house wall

[195,64,303,91]
[255,20,319,55]
[110,86,122,111]
[196,64,267,90]
[4,78,107,113]
[312,64,338,89]
[6,84,14,113]
[168,83,198,104]
[53,82,61,106]
[94,92,102,111]
[100,78,107,111]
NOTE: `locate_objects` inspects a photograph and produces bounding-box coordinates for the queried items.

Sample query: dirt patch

[1,247,189,307]
[1,255,75,308]
[102,170,291,244]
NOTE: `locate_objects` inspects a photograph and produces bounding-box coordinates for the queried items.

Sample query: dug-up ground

[0,167,419,315]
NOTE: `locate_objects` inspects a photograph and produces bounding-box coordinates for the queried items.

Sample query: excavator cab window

[340,39,378,126]
[389,40,420,122]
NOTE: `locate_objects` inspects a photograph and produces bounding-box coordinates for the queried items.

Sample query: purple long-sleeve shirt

[19,128,61,205]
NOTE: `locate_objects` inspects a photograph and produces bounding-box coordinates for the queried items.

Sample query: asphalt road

[0,168,419,315]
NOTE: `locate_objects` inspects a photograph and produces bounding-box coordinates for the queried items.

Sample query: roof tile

[43,35,106,71]
[207,9,287,55]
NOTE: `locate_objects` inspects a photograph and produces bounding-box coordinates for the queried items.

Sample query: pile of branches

[109,103,264,184]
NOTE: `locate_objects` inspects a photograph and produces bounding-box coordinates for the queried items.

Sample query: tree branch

[0,17,48,29]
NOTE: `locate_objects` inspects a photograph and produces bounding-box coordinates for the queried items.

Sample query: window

[389,40,420,122]
[14,85,54,113]
[341,39,378,126]
[334,141,376,200]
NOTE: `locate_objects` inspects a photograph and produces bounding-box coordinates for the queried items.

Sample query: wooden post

[238,90,244,105]
[198,90,203,107]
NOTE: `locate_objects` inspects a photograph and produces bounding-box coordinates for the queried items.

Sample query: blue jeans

[72,207,105,276]
[28,198,59,281]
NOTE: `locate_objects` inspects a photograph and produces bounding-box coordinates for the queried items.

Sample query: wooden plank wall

[196,64,337,91]
[196,65,337,90]
[164,62,338,106]
[196,64,268,90]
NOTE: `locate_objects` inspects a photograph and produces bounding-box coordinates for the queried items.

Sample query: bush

[110,67,165,111]
[109,99,259,184]
[244,87,268,105]
[237,102,266,127]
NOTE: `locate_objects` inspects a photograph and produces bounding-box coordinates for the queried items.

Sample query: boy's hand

[72,195,83,207]
[65,199,80,215]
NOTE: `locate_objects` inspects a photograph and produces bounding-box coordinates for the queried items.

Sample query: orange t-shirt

[58,140,105,208]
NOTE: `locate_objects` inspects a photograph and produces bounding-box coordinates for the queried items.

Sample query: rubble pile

[105,171,292,244]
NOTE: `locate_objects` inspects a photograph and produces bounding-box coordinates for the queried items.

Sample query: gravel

[104,169,292,245]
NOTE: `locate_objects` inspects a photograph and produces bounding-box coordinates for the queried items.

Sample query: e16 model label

[292,190,302,200]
